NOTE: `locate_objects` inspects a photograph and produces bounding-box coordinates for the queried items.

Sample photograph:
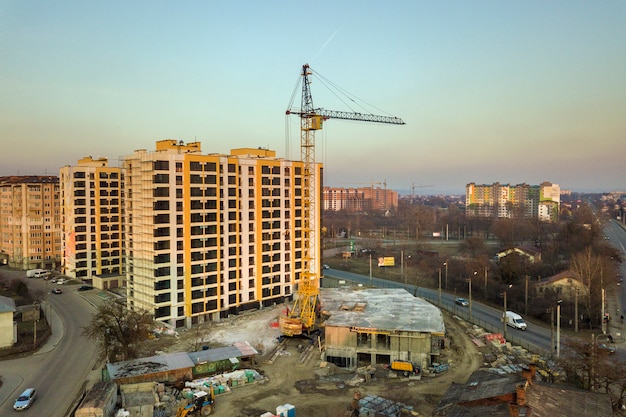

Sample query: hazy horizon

[1,2,625,195]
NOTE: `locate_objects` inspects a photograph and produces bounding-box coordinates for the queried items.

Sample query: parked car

[13,387,36,410]
[598,343,616,354]
[455,297,469,307]
[78,285,94,291]
[51,288,62,294]
[55,278,68,285]
[323,264,330,270]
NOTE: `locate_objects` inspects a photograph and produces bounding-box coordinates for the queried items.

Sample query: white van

[505,311,527,330]
[26,269,49,279]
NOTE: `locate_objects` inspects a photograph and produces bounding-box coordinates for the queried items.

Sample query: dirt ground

[146,303,483,417]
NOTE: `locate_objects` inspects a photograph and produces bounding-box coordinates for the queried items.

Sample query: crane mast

[281,64,404,336]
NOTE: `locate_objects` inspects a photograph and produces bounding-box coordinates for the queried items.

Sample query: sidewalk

[606,289,624,345]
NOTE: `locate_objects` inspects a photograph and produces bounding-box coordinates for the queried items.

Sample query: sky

[1,1,625,195]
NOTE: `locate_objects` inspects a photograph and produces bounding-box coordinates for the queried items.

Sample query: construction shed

[106,352,194,385]
[319,288,445,371]
[189,341,258,377]
[74,381,117,417]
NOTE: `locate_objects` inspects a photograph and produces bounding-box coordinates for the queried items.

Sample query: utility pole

[444,261,448,291]
[483,266,488,299]
[369,254,372,286]
[438,268,442,306]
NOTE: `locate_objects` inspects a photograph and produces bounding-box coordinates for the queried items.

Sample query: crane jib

[285,109,405,125]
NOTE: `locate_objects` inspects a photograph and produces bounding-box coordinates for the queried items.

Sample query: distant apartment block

[323,186,398,213]
[0,176,62,269]
[466,182,560,221]
[122,140,320,328]
[59,157,124,283]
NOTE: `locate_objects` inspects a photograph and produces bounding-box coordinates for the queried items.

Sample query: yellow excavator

[176,387,215,417]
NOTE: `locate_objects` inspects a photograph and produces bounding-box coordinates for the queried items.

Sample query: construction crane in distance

[280,64,404,336]
[411,182,434,196]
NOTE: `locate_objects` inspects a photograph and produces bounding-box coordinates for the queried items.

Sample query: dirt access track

[157,305,483,417]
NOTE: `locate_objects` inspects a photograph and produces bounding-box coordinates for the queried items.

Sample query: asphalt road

[323,243,625,360]
[0,271,99,416]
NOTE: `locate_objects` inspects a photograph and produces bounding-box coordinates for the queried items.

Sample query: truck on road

[505,311,527,330]
[389,360,421,377]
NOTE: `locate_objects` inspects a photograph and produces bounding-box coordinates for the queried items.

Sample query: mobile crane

[280,64,404,336]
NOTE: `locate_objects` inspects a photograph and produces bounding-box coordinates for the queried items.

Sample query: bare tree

[82,299,154,362]
[559,336,626,413]
[570,248,607,324]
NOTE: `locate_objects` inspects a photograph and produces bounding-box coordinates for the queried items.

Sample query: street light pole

[444,261,448,290]
[469,271,477,320]
[550,307,554,357]
[575,288,579,333]
[502,284,512,340]
[503,290,507,340]
[556,300,563,358]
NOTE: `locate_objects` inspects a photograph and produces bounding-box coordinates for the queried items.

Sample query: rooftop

[319,287,445,335]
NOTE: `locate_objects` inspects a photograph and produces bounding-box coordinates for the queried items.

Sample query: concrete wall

[0,311,14,348]
[324,325,434,370]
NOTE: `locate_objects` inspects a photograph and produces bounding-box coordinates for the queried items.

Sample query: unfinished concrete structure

[319,288,445,371]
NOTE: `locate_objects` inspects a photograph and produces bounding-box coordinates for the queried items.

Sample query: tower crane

[280,64,404,336]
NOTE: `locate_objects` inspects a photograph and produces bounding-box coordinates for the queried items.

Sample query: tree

[559,336,626,413]
[570,248,610,325]
[82,299,154,362]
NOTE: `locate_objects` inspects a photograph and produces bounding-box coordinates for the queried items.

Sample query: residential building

[495,245,542,264]
[466,182,560,221]
[534,270,588,303]
[122,140,320,328]
[0,176,61,270]
[323,186,398,213]
[59,157,124,281]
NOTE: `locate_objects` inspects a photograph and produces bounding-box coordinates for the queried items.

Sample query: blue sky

[1,1,625,195]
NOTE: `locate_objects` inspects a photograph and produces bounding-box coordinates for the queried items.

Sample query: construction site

[76,281,611,417]
[75,286,474,417]
[70,65,620,416]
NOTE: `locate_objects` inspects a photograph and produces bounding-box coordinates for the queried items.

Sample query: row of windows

[72,172,120,180]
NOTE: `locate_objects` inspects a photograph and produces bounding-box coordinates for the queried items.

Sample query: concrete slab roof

[188,341,258,366]
[319,288,445,335]
[106,351,194,380]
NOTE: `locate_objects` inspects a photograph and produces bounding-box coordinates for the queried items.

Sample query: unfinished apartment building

[122,140,320,328]
[319,288,445,371]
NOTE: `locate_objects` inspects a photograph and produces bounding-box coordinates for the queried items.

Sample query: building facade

[122,140,321,328]
[0,176,62,270]
[59,157,124,281]
[466,182,560,221]
[323,186,398,213]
